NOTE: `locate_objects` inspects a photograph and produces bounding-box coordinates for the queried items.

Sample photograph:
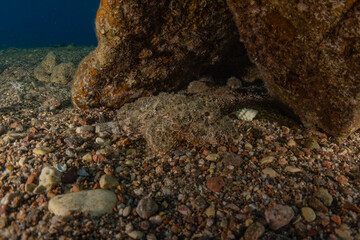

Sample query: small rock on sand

[48,189,117,216]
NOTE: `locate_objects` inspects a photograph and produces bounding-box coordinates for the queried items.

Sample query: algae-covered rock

[72,0,248,109]
[227,0,360,136]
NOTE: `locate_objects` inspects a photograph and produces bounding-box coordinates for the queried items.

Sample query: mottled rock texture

[72,0,247,109]
[227,0,360,136]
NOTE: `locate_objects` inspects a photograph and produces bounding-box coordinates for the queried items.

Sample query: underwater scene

[0,1,359,239]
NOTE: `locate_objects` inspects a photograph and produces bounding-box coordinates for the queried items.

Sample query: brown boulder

[71,0,247,109]
[227,0,360,136]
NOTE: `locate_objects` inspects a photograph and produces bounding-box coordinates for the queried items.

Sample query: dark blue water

[0,0,99,49]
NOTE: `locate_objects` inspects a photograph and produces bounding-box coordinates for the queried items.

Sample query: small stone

[287,139,297,147]
[244,142,253,150]
[123,206,131,217]
[18,157,27,167]
[146,233,157,240]
[25,183,37,193]
[77,169,89,177]
[205,203,216,217]
[260,156,275,165]
[177,205,192,216]
[126,223,134,232]
[206,176,225,193]
[0,216,7,228]
[205,154,220,162]
[315,188,333,207]
[136,198,159,219]
[265,203,294,230]
[128,231,144,240]
[244,222,265,240]
[33,147,53,155]
[308,197,328,213]
[61,167,78,184]
[149,215,163,225]
[82,153,93,162]
[33,185,47,194]
[126,149,137,155]
[76,125,95,134]
[41,97,62,111]
[285,166,302,173]
[336,175,348,185]
[187,80,210,94]
[301,207,316,222]
[304,137,320,150]
[48,189,117,216]
[262,168,279,178]
[36,167,62,193]
[99,174,119,189]
[226,76,242,90]
[335,224,352,240]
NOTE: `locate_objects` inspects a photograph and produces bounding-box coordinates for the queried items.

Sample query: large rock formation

[227,0,360,136]
[71,0,247,109]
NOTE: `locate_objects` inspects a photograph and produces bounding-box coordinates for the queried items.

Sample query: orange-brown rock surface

[71,0,247,109]
[227,0,360,136]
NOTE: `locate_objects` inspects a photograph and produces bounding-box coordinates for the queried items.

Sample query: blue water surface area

[0,0,99,49]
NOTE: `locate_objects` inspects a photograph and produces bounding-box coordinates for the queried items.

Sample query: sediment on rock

[71,0,249,109]
[227,0,360,136]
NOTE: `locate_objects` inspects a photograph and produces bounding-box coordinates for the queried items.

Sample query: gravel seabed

[0,47,359,240]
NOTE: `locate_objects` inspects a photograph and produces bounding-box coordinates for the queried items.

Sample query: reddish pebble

[336,175,348,185]
[331,215,341,225]
[206,176,225,193]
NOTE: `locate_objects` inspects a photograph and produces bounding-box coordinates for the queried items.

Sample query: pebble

[335,224,352,240]
[136,198,159,219]
[123,206,131,217]
[301,207,316,222]
[265,203,294,230]
[262,168,279,178]
[128,230,144,239]
[308,197,328,213]
[304,137,320,150]
[99,174,119,189]
[226,76,242,90]
[18,157,27,167]
[82,153,93,162]
[205,153,220,162]
[260,156,275,165]
[287,139,297,147]
[177,205,192,216]
[146,233,157,240]
[315,188,333,207]
[206,176,225,193]
[34,167,62,193]
[61,167,78,184]
[33,147,53,155]
[48,189,117,216]
[285,166,302,173]
[76,125,94,134]
[25,183,37,193]
[244,222,265,240]
[205,203,216,217]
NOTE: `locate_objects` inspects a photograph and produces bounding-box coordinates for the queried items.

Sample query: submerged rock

[71,0,248,109]
[227,0,360,136]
